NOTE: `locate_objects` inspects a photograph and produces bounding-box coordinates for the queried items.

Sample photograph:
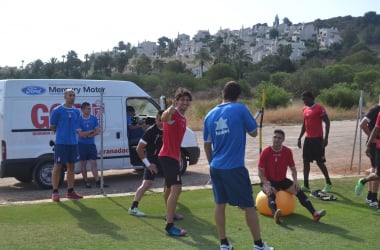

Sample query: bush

[254,83,292,109]
[319,83,361,109]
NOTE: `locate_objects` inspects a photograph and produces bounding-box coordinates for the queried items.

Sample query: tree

[354,69,380,97]
[135,54,152,75]
[94,52,113,76]
[163,60,187,73]
[283,17,292,26]
[269,29,279,39]
[277,44,293,58]
[325,64,354,84]
[43,57,59,78]
[152,59,165,72]
[194,48,213,77]
[205,63,237,82]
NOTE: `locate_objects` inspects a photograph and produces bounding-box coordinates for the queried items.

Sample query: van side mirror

[160,96,167,110]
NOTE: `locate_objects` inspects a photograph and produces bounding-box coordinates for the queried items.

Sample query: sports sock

[68,188,74,193]
[372,193,378,202]
[221,238,229,245]
[367,191,372,200]
[131,201,138,209]
[165,223,174,231]
[254,239,263,247]
[297,191,315,214]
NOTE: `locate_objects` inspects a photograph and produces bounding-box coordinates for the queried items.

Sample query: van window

[127,98,159,117]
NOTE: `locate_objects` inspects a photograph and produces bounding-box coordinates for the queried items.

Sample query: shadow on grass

[272,212,364,243]
[58,200,127,240]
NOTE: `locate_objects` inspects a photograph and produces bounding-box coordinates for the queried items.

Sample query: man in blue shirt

[78,102,108,188]
[50,89,83,202]
[203,81,274,250]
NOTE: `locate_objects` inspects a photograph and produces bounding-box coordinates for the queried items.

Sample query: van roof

[0,79,150,98]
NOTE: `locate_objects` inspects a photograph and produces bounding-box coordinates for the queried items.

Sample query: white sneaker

[254,242,274,250]
[369,201,379,207]
[220,243,233,250]
[128,207,145,217]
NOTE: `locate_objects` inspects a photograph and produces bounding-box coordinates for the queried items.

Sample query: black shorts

[368,143,376,168]
[375,147,380,177]
[158,156,182,188]
[143,162,163,181]
[303,137,326,163]
[261,178,293,191]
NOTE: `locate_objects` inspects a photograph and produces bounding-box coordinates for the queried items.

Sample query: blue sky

[1,0,378,67]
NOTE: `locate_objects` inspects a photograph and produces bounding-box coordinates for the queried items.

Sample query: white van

[0,79,200,189]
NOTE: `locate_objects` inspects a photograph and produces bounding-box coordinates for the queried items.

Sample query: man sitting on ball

[258,129,326,224]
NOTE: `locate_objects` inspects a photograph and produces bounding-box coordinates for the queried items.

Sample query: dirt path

[0,120,368,205]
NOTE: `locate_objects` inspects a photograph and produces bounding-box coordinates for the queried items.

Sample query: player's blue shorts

[54,144,79,164]
[210,166,254,208]
[78,143,98,161]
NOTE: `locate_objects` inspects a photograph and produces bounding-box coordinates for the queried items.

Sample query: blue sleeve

[243,106,257,133]
[50,107,59,126]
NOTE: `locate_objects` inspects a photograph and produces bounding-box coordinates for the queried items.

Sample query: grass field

[0,177,379,250]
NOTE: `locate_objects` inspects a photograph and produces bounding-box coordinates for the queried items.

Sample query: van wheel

[179,153,188,175]
[33,159,64,189]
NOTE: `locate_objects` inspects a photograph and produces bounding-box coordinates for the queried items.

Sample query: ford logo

[21,86,46,95]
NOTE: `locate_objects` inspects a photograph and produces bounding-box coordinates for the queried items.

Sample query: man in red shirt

[158,87,192,236]
[259,129,326,224]
[297,91,332,193]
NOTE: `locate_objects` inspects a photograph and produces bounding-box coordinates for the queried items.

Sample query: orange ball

[255,190,296,216]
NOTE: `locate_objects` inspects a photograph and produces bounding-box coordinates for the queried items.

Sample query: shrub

[319,83,361,109]
[254,83,292,109]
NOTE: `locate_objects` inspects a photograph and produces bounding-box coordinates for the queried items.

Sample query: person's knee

[142,180,153,189]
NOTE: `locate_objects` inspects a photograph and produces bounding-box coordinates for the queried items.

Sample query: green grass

[0,177,379,250]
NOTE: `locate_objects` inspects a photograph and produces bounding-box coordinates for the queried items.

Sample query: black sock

[53,189,58,193]
[367,191,372,200]
[372,193,378,202]
[131,201,138,209]
[165,223,174,231]
[221,238,229,245]
[68,188,74,193]
[297,191,315,215]
[254,239,263,247]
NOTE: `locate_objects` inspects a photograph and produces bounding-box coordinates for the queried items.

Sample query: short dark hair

[127,106,135,113]
[301,91,314,100]
[81,102,90,110]
[274,129,285,138]
[175,87,192,101]
[222,81,241,101]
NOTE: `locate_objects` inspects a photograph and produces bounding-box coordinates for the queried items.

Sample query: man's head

[222,81,241,102]
[127,106,136,115]
[81,102,91,115]
[301,91,314,106]
[174,87,192,113]
[272,129,285,148]
[64,89,76,105]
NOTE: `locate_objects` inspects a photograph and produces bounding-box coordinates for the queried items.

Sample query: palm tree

[195,48,213,77]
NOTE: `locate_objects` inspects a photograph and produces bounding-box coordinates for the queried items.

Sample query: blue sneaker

[165,225,187,236]
[355,178,365,196]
